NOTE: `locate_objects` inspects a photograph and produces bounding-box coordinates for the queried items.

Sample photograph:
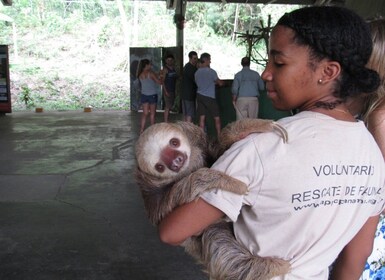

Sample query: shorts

[141,94,158,104]
[182,100,196,117]
[164,91,175,109]
[196,94,220,117]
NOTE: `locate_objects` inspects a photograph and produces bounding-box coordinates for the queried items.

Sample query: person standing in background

[195,52,224,137]
[181,51,198,122]
[160,54,178,123]
[232,56,265,119]
[138,59,162,134]
[346,18,385,280]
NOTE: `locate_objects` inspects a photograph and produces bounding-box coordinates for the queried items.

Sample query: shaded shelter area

[2,1,384,279]
[0,110,207,280]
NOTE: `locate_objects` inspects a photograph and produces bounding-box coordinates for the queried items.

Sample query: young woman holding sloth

[159,6,385,280]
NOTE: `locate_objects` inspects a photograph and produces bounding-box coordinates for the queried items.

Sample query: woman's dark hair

[137,59,150,79]
[277,6,380,99]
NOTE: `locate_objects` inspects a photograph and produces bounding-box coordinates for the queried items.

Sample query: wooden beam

[177,0,345,5]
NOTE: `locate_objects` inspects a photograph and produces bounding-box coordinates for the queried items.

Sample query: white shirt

[201,111,385,279]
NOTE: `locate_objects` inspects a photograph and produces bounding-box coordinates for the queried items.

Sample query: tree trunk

[116,0,131,69]
[116,0,130,46]
[232,4,239,42]
[133,0,139,46]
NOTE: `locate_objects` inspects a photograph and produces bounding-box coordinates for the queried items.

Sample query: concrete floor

[0,110,207,280]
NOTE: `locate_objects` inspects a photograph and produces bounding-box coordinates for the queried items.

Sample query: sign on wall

[0,45,11,114]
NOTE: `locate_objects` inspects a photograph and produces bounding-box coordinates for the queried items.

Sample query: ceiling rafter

[172,0,345,5]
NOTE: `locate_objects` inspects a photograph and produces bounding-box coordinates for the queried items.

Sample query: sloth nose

[169,154,185,172]
[161,148,187,172]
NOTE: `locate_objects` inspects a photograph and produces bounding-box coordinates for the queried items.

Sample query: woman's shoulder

[368,107,385,128]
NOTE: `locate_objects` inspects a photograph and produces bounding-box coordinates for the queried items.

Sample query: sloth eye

[169,138,180,147]
[155,163,165,173]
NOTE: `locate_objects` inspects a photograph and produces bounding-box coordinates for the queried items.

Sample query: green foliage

[19,65,41,75]
[19,85,34,108]
[133,2,176,47]
[233,4,301,68]
[1,1,302,111]
[11,73,130,111]
[18,83,45,109]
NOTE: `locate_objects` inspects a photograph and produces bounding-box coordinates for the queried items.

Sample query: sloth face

[156,137,187,173]
[136,123,192,179]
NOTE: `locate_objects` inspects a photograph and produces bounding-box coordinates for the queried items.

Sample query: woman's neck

[304,103,356,122]
[299,99,356,121]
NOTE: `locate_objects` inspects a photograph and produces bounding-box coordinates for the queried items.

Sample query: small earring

[318,79,323,84]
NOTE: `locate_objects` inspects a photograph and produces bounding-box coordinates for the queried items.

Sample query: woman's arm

[368,109,385,215]
[150,70,163,85]
[215,78,225,87]
[158,198,225,246]
[368,110,385,158]
[330,215,380,280]
[159,68,168,96]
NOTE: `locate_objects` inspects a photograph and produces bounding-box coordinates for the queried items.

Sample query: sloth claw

[272,122,288,143]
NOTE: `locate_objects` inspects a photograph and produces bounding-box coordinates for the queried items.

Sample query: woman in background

[348,18,385,280]
[137,59,162,134]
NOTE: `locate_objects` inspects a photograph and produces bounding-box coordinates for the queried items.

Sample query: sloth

[134,119,290,280]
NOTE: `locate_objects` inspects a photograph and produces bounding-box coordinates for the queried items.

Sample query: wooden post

[175,0,185,50]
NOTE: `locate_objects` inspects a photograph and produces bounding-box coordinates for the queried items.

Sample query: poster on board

[0,45,11,113]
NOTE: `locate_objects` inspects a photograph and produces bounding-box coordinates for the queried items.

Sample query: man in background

[195,52,224,137]
[232,56,265,119]
[181,51,198,122]
[160,54,178,123]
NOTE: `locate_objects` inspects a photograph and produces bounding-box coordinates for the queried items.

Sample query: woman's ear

[320,61,341,83]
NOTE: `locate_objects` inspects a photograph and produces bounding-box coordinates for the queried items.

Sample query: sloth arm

[158,198,224,246]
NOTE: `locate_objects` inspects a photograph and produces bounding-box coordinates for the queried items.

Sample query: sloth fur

[134,119,290,280]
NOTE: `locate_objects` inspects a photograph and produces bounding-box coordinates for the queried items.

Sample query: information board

[0,45,11,113]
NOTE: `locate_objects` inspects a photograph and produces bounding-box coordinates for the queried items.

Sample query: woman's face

[145,63,152,70]
[262,26,322,111]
